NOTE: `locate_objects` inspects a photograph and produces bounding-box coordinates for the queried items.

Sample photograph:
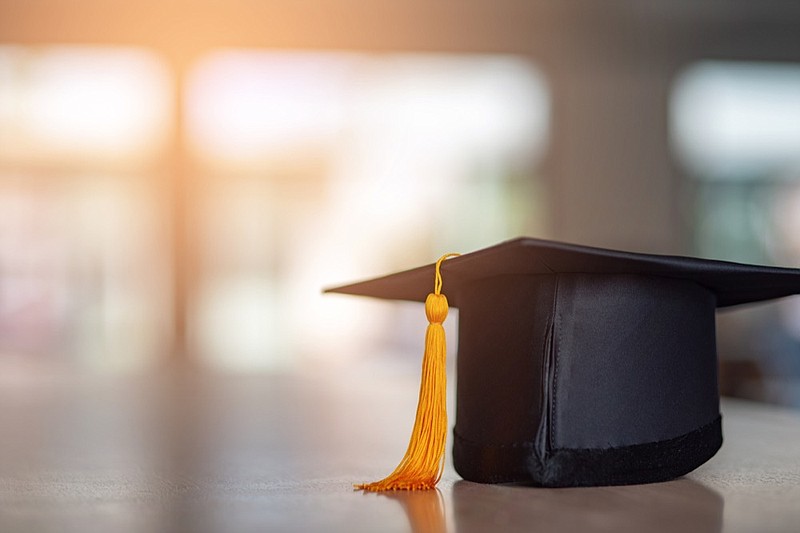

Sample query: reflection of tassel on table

[355,253,459,492]
[383,488,448,533]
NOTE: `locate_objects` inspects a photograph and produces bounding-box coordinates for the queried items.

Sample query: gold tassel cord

[356,253,460,492]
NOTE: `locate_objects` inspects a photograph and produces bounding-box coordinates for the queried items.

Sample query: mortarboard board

[326,237,800,488]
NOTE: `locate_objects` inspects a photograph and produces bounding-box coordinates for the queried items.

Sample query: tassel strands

[356,253,460,491]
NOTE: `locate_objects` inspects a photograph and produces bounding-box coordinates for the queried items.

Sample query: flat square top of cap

[324,237,800,308]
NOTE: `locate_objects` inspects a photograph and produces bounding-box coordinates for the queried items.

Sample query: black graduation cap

[326,237,800,488]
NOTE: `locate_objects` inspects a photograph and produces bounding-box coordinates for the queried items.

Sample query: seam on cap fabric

[550,274,561,451]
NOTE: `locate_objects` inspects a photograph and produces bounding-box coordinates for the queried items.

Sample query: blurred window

[185,51,550,370]
[0,46,550,374]
[0,46,172,167]
[0,46,173,374]
[671,61,800,264]
[671,61,800,406]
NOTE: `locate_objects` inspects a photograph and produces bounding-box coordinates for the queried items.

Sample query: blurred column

[544,60,685,254]
[167,55,195,365]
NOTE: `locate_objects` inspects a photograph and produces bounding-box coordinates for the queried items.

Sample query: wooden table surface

[1,365,799,533]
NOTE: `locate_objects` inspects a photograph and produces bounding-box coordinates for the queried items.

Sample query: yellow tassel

[356,253,460,491]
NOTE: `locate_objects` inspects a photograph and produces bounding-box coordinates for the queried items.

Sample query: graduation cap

[326,237,800,489]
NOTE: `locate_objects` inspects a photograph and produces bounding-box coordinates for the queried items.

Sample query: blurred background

[1,0,800,406]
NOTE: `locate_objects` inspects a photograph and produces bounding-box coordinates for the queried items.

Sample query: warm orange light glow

[0,46,172,166]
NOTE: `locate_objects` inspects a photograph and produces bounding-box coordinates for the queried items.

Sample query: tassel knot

[425,293,449,324]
